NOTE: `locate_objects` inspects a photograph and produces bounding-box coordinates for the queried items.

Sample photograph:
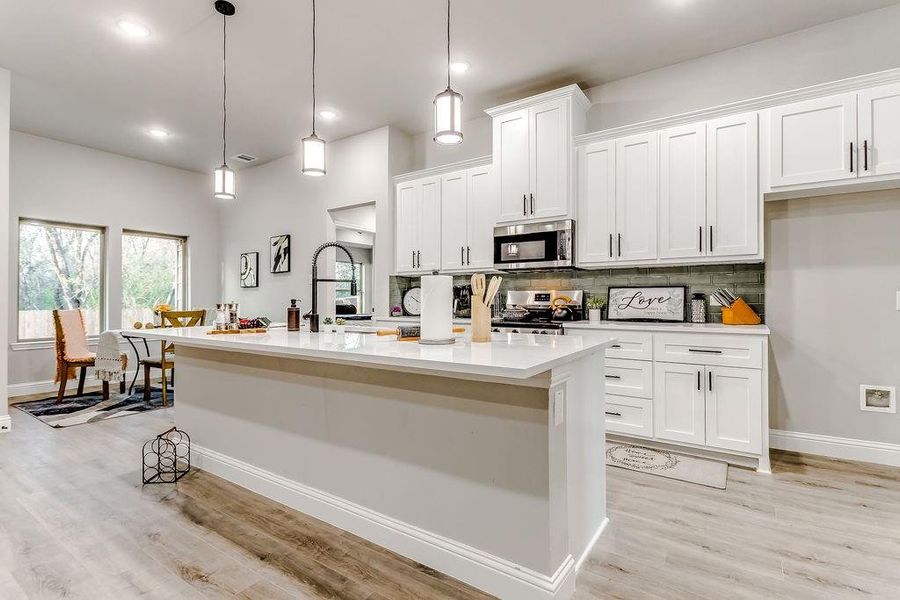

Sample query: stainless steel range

[491,290,585,335]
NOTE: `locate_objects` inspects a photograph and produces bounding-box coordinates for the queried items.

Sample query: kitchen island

[126,327,614,600]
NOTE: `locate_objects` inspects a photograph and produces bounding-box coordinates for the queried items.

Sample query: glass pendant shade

[434,87,463,145]
[213,164,236,200]
[301,133,326,176]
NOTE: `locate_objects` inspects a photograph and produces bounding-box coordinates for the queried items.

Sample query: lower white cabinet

[654,362,706,445]
[605,395,653,439]
[706,366,762,454]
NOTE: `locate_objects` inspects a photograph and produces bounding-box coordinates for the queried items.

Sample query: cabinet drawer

[604,331,653,360]
[604,358,652,399]
[654,333,762,369]
[605,395,652,438]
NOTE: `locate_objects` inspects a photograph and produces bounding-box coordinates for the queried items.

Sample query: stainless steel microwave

[493,219,575,270]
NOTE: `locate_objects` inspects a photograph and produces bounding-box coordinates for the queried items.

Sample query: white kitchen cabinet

[858,83,900,178]
[769,93,857,187]
[707,113,759,257]
[440,165,496,272]
[494,109,530,221]
[488,85,589,224]
[394,176,441,274]
[706,366,762,454]
[654,361,706,446]
[615,133,658,262]
[576,140,616,263]
[658,123,706,259]
[605,395,653,439]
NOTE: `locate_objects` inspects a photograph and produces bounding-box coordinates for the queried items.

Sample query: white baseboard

[574,518,608,574]
[192,444,575,600]
[0,414,11,432]
[770,429,900,467]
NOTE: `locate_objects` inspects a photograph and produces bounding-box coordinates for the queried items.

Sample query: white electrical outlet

[553,389,566,426]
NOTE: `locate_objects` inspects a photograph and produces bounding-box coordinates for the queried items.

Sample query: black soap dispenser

[288,299,301,331]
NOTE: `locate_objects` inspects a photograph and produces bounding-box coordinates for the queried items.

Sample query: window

[18,219,104,341]
[122,231,186,328]
[335,261,365,313]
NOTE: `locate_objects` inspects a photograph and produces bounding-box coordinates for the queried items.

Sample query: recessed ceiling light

[147,128,169,139]
[117,19,151,39]
[318,110,337,120]
[450,61,470,74]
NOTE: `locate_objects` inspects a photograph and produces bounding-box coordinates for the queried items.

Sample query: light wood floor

[1,404,899,599]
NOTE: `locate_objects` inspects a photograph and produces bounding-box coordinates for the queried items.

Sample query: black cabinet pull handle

[417,250,421,268]
[605,411,622,417]
[708,370,713,392]
[864,140,869,171]
[699,226,703,253]
[617,233,622,257]
[697,371,701,391]
[530,193,534,215]
[688,348,723,354]
[610,344,621,348]
[466,246,470,265]
[461,246,464,265]
[708,226,713,253]
[608,233,613,258]
[412,250,416,269]
[850,142,854,173]
[523,194,527,216]
[605,374,621,380]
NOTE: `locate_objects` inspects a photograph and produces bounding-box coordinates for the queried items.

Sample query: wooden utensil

[470,273,492,343]
[376,326,465,341]
[484,276,502,307]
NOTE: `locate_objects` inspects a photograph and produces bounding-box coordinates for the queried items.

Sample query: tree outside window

[122,232,186,327]
[18,220,104,340]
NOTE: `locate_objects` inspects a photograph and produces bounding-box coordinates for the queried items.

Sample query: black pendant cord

[446,0,451,90]
[222,10,227,165]
[311,0,317,136]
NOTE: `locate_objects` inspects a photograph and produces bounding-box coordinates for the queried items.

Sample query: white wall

[766,191,900,444]
[8,132,218,390]
[0,68,10,426]
[221,126,408,321]
[409,3,900,171]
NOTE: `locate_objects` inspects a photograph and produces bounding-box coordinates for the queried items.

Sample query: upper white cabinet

[394,176,441,275]
[769,93,857,187]
[615,133,659,262]
[576,140,616,263]
[858,83,900,178]
[439,165,496,272]
[487,85,589,224]
[659,123,706,259]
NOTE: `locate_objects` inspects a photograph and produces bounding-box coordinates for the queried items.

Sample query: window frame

[121,229,189,324]
[16,217,107,343]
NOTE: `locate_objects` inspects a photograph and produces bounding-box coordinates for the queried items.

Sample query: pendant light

[434,0,463,145]
[213,1,236,199]
[301,0,326,176]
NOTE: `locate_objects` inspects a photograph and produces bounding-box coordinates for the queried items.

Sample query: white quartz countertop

[564,321,770,335]
[123,326,614,380]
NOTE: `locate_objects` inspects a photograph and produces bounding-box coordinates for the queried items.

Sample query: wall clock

[402,287,422,316]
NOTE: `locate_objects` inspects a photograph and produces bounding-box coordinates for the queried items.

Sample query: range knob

[491,328,500,333]
[511,329,520,334]
[539,330,549,335]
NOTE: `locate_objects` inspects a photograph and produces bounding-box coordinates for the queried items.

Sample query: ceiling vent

[232,153,258,163]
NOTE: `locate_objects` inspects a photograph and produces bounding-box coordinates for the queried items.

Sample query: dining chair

[53,309,127,403]
[141,309,206,406]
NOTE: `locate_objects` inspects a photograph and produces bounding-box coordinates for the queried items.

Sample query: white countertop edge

[121,328,615,381]
[564,321,770,335]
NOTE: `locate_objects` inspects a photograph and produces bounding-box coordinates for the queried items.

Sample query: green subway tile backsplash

[389,262,765,323]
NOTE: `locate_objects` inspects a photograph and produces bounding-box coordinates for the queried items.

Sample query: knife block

[470,299,492,343]
[721,297,761,325]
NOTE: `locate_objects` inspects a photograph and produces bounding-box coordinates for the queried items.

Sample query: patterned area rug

[606,442,728,489]
[14,386,174,428]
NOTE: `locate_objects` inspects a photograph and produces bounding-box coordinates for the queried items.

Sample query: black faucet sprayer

[308,242,357,332]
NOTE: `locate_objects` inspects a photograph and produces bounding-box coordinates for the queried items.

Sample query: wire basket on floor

[142,426,191,484]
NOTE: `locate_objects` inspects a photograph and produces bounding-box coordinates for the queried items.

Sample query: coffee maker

[453,285,472,318]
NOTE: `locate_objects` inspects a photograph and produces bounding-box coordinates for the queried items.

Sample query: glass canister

[227,302,240,330]
[691,293,707,323]
[215,303,228,330]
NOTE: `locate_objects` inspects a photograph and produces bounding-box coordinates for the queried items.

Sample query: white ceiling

[0,0,896,173]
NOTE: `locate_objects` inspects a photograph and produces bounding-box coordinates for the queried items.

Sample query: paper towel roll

[419,274,454,344]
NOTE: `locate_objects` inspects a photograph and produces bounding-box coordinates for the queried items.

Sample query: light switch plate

[553,389,566,426]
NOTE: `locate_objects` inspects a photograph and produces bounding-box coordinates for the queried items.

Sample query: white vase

[589,309,603,322]
[334,325,346,335]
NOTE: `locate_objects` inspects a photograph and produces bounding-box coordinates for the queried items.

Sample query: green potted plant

[586,296,606,322]
[322,316,334,333]
[334,317,347,335]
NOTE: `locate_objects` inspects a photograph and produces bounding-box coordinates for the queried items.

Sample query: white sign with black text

[607,286,686,322]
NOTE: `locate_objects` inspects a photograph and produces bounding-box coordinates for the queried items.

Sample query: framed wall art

[240,252,259,288]
[270,234,290,273]
[607,286,687,322]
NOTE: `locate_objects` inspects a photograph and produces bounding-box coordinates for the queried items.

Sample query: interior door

[577,141,616,264]
[658,123,706,259]
[466,165,496,270]
[706,112,759,257]
[494,109,531,222]
[654,362,706,445]
[529,99,568,220]
[395,181,418,273]
[417,177,442,272]
[705,366,761,454]
[769,93,857,187]
[858,83,900,178]
[615,133,658,262]
[440,171,468,271]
